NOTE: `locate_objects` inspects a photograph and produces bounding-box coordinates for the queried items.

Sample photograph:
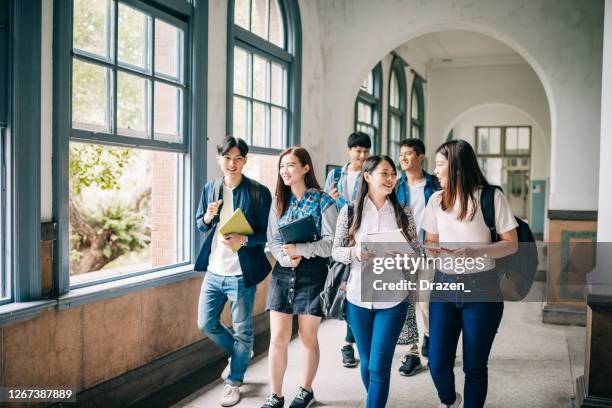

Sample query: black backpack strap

[212,178,224,223]
[480,184,501,242]
[246,177,261,225]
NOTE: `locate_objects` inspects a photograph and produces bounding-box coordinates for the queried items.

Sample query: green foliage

[99,204,151,259]
[69,143,152,274]
[69,144,132,195]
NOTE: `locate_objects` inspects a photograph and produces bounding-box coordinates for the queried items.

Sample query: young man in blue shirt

[195,136,272,406]
[395,138,440,376]
[323,131,371,368]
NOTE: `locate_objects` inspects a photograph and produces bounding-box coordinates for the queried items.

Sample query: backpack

[320,204,354,320]
[480,185,539,301]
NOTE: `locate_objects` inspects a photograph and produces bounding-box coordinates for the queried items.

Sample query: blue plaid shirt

[279,188,336,236]
[324,164,360,210]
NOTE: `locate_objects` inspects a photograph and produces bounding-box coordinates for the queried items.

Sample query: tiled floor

[172,282,585,407]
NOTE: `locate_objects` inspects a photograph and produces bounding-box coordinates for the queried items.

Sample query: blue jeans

[428,297,503,408]
[197,272,256,385]
[346,301,408,408]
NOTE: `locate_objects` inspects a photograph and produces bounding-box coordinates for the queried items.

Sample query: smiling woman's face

[279,153,309,186]
[434,152,450,189]
[364,159,397,197]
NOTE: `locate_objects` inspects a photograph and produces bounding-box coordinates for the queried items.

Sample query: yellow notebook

[218,208,254,236]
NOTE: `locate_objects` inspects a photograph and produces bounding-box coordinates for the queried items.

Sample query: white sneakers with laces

[220,384,241,407]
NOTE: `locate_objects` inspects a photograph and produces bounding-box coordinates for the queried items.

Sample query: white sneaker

[220,384,241,407]
[439,392,462,408]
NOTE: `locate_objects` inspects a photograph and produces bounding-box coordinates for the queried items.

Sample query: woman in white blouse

[332,155,419,408]
[421,140,518,408]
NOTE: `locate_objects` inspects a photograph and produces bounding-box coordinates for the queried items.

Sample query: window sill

[0,300,57,326]
[57,265,203,310]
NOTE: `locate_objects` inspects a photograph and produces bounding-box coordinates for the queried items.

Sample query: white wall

[314,0,603,211]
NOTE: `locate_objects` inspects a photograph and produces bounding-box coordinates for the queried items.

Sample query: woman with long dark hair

[332,155,420,408]
[263,147,338,408]
[422,140,518,408]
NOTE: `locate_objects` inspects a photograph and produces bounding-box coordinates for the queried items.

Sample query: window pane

[73,0,111,59]
[357,102,371,124]
[155,19,182,80]
[271,62,286,107]
[234,0,250,30]
[271,107,285,149]
[233,47,249,96]
[518,127,530,153]
[117,72,150,138]
[118,3,151,70]
[243,152,278,193]
[154,82,181,143]
[506,127,518,153]
[253,54,268,102]
[478,127,501,155]
[390,114,400,143]
[390,71,399,108]
[251,0,268,40]
[411,90,419,119]
[72,59,111,132]
[412,124,420,140]
[268,0,285,48]
[69,143,186,284]
[233,97,248,141]
[252,102,267,147]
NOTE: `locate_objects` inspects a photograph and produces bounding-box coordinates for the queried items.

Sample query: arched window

[229,0,301,153]
[387,57,406,159]
[410,76,424,140]
[355,62,382,153]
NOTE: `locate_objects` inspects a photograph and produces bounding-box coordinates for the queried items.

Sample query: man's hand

[222,233,247,249]
[282,243,298,257]
[204,199,223,224]
[328,184,340,200]
[290,255,302,268]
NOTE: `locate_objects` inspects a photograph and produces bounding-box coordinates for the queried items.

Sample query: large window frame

[410,74,424,141]
[387,57,406,158]
[227,0,302,155]
[2,0,42,306]
[355,62,382,154]
[53,0,207,296]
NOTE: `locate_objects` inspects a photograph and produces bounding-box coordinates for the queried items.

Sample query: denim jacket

[395,171,440,241]
[324,163,360,210]
[195,176,272,288]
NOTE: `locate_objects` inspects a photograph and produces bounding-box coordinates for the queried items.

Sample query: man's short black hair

[347,131,372,149]
[217,136,248,156]
[399,138,426,156]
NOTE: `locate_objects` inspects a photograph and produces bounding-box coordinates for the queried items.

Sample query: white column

[593,0,612,293]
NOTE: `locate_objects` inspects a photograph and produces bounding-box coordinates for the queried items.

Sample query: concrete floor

[173,282,586,408]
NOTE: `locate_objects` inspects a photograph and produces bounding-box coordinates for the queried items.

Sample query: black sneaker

[422,335,430,358]
[399,354,423,376]
[341,344,358,367]
[261,393,284,408]
[289,387,315,408]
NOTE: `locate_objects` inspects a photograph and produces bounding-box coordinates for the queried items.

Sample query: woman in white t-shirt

[420,140,518,408]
